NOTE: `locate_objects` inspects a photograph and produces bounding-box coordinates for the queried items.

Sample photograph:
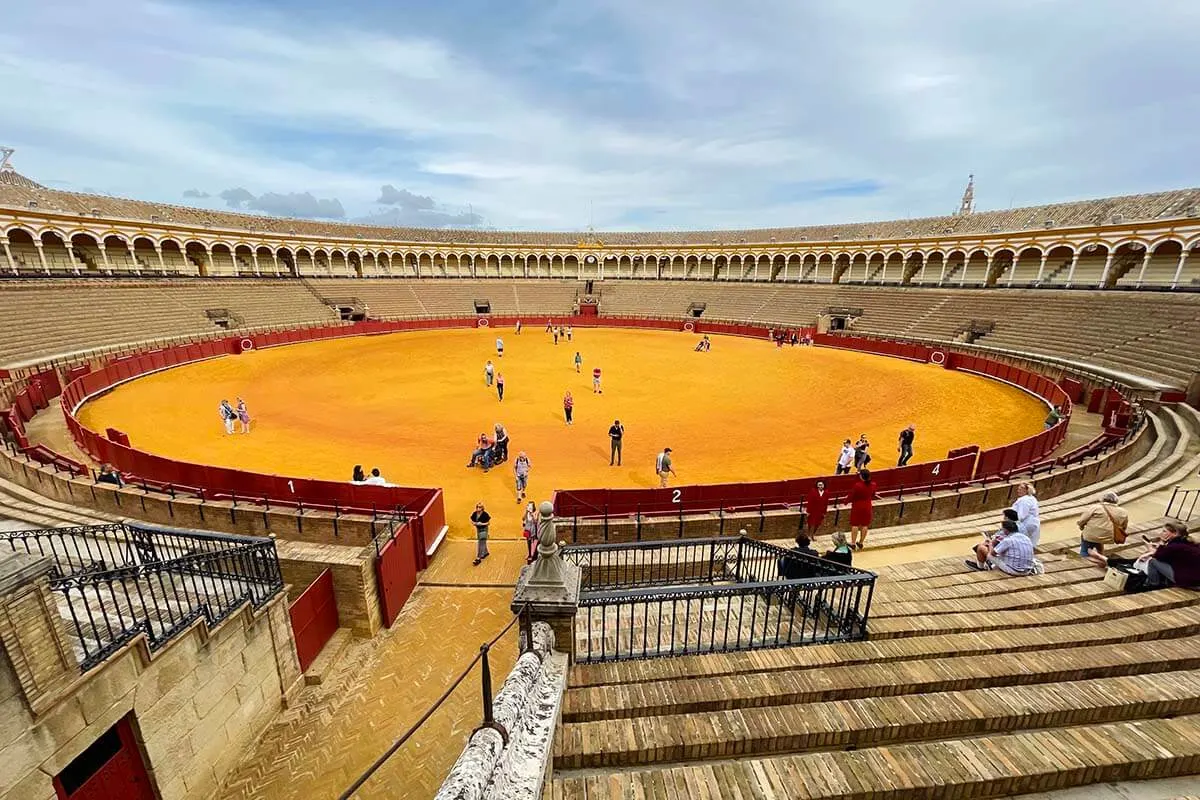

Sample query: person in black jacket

[470,502,491,566]
[779,534,820,579]
[96,463,123,487]
[608,420,624,466]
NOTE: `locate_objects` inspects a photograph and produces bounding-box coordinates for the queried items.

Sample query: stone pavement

[220,540,530,800]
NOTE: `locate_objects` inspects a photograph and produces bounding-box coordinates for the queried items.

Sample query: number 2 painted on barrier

[288,480,295,493]
[672,489,681,504]
[931,464,940,476]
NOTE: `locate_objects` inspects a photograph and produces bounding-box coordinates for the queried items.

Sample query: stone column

[1170,250,1190,289]
[64,243,79,275]
[155,244,167,273]
[1135,251,1152,287]
[35,241,50,274]
[511,501,580,665]
[97,243,113,274]
[126,241,141,275]
[2,240,17,274]
[1098,252,1115,287]
[1064,253,1079,285]
[1035,253,1049,284]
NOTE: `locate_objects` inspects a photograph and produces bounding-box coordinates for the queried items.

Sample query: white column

[252,253,261,276]
[2,241,16,274]
[35,242,50,274]
[1064,253,1079,286]
[958,257,968,286]
[97,244,112,274]
[64,243,79,275]
[1035,253,1049,284]
[127,242,141,275]
[154,245,167,273]
[1170,250,1190,289]
[938,259,948,285]
[982,254,993,285]
[1007,255,1018,286]
[1098,252,1115,287]
[1135,251,1151,287]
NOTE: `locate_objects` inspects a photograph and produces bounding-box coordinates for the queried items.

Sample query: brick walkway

[221,540,528,800]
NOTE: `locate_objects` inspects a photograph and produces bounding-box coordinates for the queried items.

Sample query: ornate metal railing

[1,522,283,671]
[565,536,875,663]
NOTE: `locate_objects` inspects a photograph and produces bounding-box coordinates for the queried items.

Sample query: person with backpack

[656,447,676,487]
[1077,491,1128,556]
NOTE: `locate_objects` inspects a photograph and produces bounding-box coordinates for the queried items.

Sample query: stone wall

[275,539,381,637]
[0,552,302,800]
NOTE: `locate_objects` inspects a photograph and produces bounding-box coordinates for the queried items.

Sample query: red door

[375,524,418,628]
[54,716,156,800]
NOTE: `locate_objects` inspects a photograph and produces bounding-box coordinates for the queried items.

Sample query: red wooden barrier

[289,569,339,673]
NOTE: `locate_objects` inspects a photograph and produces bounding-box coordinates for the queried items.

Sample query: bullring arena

[1,156,1200,800]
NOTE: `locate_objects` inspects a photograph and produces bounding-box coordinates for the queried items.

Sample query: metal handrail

[1,522,284,672]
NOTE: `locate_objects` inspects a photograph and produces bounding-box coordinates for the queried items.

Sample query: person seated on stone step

[779,533,820,578]
[96,463,123,487]
[822,531,854,566]
[1086,520,1199,590]
[965,519,1036,575]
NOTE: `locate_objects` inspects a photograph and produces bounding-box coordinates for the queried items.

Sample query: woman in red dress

[805,480,829,535]
[847,469,877,550]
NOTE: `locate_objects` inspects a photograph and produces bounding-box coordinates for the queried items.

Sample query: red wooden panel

[54,716,156,800]
[290,569,339,672]
[375,528,417,628]
[14,390,34,421]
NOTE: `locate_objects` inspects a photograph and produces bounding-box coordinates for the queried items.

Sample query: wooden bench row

[549,714,1200,800]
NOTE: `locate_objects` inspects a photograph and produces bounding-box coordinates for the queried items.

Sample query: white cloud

[1,0,1197,230]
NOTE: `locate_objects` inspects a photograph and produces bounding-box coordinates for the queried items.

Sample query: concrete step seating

[550,545,1200,797]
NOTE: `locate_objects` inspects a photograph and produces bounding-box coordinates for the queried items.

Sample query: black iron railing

[1166,486,1200,523]
[0,522,283,671]
[566,536,875,663]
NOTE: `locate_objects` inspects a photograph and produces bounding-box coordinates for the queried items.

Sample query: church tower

[955,174,975,216]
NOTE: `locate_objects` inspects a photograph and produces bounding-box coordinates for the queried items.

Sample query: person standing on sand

[608,419,624,466]
[656,447,676,487]
[496,336,504,358]
[563,391,574,425]
[484,360,495,387]
[574,352,582,373]
[235,397,251,434]
[516,320,522,335]
[897,424,915,467]
[470,502,491,566]
[496,373,505,401]
[514,451,531,503]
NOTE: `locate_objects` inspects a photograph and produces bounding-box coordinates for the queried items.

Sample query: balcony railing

[565,536,875,663]
[1,521,283,671]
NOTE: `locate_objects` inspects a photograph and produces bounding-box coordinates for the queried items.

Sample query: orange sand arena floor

[77,327,1047,537]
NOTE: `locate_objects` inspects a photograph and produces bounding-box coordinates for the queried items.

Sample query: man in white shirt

[363,468,390,486]
[836,439,855,475]
[1011,483,1041,547]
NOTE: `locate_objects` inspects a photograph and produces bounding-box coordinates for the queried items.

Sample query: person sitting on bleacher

[778,534,819,579]
[965,519,1037,575]
[96,463,123,487]
[822,531,854,566]
[1087,521,1199,590]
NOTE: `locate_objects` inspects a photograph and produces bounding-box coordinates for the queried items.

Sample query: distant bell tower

[956,174,975,216]
[0,147,15,173]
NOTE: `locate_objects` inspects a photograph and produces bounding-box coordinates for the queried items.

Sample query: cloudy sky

[2,0,1197,230]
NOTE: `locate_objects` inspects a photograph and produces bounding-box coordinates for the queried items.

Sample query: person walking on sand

[897,424,915,467]
[563,391,574,425]
[514,451,531,502]
[592,366,602,394]
[566,325,573,342]
[609,419,625,466]
[835,439,854,475]
[470,502,491,566]
[235,397,251,434]
[496,373,505,401]
[219,400,236,435]
[496,336,504,358]
[484,360,495,387]
[656,447,676,487]
[574,352,582,373]
[553,327,559,345]
[515,319,522,335]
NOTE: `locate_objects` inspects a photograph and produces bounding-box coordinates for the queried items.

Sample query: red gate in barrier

[374,519,418,628]
[289,568,339,672]
[53,716,156,800]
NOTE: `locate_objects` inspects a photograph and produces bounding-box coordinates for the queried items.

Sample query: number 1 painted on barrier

[672,489,681,504]
[288,480,295,493]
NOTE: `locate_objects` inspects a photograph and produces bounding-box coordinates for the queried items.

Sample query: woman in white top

[1011,483,1041,547]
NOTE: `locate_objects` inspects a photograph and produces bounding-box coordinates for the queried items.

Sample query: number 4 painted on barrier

[931,464,940,476]
[672,489,681,504]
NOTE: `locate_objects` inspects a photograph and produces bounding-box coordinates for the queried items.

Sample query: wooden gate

[289,568,339,672]
[375,517,418,628]
[54,716,156,800]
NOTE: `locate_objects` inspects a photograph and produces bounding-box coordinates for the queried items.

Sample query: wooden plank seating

[548,715,1200,800]
[569,605,1200,690]
[554,669,1200,769]
[561,636,1200,723]
[869,580,1119,617]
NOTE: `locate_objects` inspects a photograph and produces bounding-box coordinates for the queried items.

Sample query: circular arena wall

[68,319,1054,536]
